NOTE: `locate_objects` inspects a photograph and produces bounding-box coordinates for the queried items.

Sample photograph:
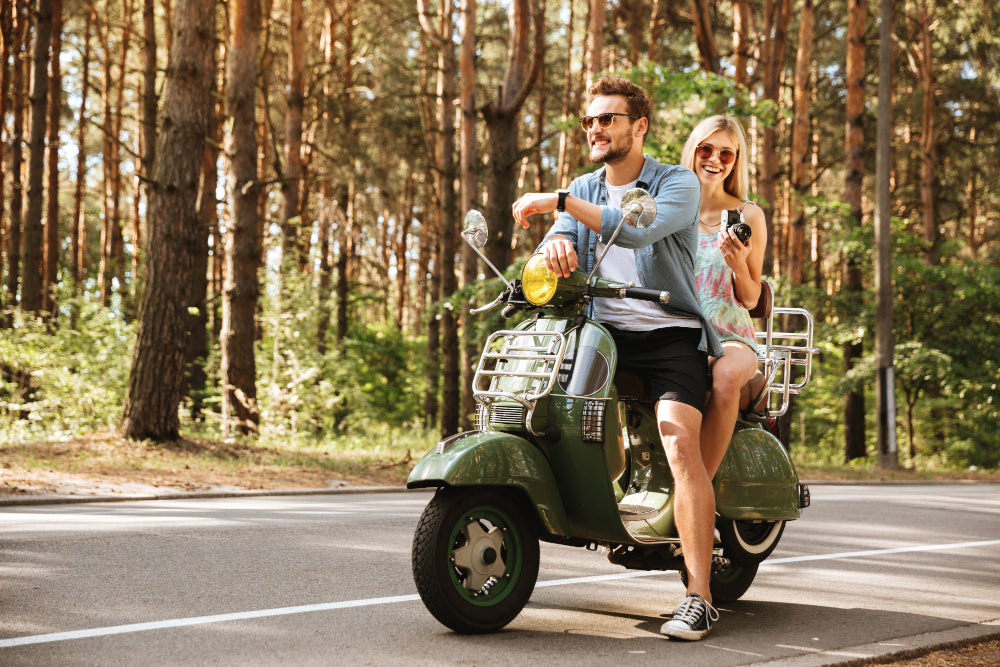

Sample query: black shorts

[606,325,709,412]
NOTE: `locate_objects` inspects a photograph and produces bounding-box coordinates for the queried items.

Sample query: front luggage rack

[472,329,567,434]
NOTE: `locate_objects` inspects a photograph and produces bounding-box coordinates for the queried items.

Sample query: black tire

[679,561,759,603]
[717,519,785,564]
[412,487,539,634]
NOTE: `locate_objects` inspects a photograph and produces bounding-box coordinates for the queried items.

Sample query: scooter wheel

[717,519,785,564]
[412,487,539,634]
[679,561,759,603]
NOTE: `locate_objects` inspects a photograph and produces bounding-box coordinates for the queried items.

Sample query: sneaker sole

[660,622,711,641]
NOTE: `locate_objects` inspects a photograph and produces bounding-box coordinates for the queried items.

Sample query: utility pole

[876,0,899,469]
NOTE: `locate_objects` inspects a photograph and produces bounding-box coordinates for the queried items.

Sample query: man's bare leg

[656,399,714,601]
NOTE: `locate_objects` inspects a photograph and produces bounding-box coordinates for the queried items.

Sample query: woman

[681,116,767,478]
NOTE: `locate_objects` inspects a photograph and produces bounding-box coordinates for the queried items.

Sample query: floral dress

[696,230,758,354]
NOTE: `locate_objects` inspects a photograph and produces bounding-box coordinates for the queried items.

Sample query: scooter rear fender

[407,430,572,537]
[715,423,802,520]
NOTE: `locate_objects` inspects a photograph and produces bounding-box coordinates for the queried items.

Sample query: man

[511,76,725,641]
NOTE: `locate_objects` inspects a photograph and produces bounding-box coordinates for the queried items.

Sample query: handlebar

[622,286,669,304]
[470,292,507,315]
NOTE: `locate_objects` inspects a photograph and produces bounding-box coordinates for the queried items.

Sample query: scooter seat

[613,369,768,412]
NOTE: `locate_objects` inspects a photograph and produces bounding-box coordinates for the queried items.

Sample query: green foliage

[0,301,135,442]
[618,64,787,164]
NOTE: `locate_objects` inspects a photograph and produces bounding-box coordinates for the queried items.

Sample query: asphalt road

[1,484,998,666]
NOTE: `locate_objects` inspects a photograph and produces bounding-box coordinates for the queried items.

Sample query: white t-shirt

[594,180,699,331]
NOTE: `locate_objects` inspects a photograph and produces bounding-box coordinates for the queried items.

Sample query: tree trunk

[21,0,54,314]
[648,0,664,62]
[0,0,11,314]
[758,0,792,277]
[483,0,542,273]
[42,0,62,318]
[281,0,305,266]
[691,0,720,74]
[221,0,262,438]
[121,0,215,441]
[5,0,28,314]
[459,0,478,431]
[187,70,220,421]
[585,0,604,85]
[732,0,753,87]
[139,0,157,256]
[424,211,441,430]
[316,8,335,354]
[394,174,414,332]
[557,0,576,188]
[71,4,94,292]
[917,0,937,265]
[417,0,460,436]
[335,0,356,344]
[842,0,867,462]
[786,0,813,285]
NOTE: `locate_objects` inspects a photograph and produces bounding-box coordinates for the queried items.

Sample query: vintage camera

[722,209,752,244]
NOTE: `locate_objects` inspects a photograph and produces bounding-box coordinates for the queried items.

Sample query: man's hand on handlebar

[541,235,578,278]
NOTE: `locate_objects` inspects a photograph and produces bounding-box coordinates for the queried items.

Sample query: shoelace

[672,595,720,626]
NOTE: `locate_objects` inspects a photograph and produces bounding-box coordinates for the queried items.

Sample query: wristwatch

[555,189,570,213]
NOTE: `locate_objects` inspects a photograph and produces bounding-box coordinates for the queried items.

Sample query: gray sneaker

[660,593,719,640]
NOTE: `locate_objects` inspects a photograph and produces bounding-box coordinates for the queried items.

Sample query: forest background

[1,0,999,489]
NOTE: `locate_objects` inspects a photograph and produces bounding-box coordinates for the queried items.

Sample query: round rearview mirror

[620,189,656,229]
[461,210,489,249]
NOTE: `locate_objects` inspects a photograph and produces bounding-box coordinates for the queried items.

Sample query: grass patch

[0,429,438,497]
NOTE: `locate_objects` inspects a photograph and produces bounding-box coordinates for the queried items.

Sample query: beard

[589,133,633,165]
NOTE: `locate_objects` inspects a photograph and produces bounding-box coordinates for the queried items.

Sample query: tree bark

[732,0,753,88]
[5,0,28,313]
[482,0,542,273]
[42,0,62,318]
[691,0,720,74]
[786,0,813,285]
[758,0,792,276]
[187,64,220,421]
[585,0,604,85]
[916,0,937,265]
[71,3,94,292]
[122,0,215,440]
[281,0,305,266]
[21,0,54,314]
[417,0,460,436]
[459,0,479,430]
[0,0,10,314]
[842,0,867,461]
[221,0,262,437]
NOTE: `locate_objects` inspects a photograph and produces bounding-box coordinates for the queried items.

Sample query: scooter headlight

[521,253,559,305]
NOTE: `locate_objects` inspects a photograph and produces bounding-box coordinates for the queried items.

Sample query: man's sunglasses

[579,112,641,132]
[696,143,738,165]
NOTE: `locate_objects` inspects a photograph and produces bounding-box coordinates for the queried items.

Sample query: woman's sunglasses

[696,143,738,165]
[579,112,641,132]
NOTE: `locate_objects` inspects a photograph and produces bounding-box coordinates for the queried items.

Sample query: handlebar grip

[623,287,670,304]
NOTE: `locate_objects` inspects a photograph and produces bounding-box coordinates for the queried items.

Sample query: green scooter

[407,191,818,633]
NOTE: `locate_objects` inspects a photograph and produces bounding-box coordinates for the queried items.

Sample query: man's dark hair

[587,76,653,139]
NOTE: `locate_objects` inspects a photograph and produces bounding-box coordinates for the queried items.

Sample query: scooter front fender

[407,431,571,537]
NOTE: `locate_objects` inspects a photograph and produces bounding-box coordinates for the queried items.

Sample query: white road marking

[3,539,998,649]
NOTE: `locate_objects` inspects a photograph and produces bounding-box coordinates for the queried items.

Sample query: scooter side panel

[714,424,802,520]
[406,431,572,537]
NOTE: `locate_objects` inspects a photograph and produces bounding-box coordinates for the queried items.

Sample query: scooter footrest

[618,504,658,521]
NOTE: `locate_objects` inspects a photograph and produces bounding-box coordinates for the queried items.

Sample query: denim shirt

[540,154,723,357]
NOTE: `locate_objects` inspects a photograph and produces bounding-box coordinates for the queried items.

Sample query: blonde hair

[681,115,750,200]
